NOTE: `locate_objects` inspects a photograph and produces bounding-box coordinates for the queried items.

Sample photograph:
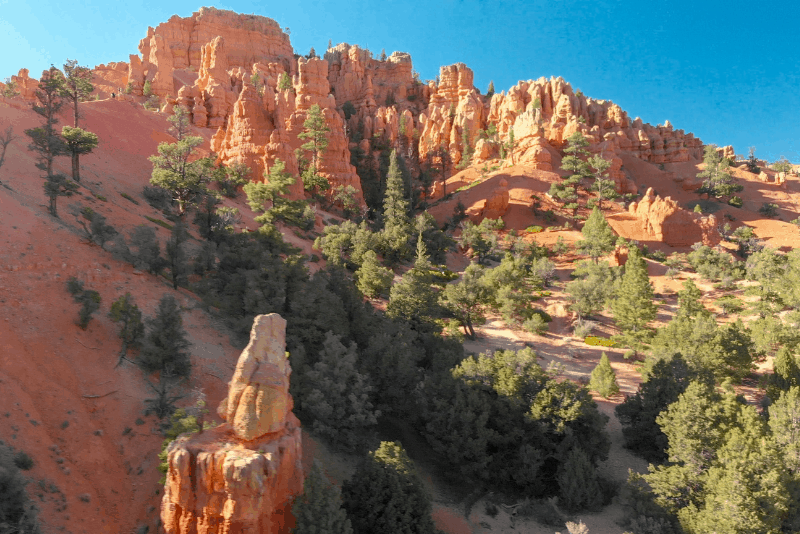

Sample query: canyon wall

[628,188,721,247]
[161,314,303,534]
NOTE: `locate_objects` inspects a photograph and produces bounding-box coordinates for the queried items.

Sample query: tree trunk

[72,152,80,182]
[74,97,79,127]
[465,317,476,340]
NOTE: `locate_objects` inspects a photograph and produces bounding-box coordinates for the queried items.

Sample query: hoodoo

[161,314,303,534]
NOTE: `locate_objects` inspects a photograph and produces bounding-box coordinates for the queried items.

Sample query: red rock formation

[161,314,303,534]
[128,8,294,97]
[628,188,721,247]
[1,68,39,100]
[418,63,484,167]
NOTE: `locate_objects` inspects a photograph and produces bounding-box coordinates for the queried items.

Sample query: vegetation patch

[585,335,617,347]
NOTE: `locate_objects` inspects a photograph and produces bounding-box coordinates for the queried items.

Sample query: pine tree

[244,158,302,227]
[355,250,393,299]
[768,386,800,476]
[128,225,166,274]
[441,262,489,339]
[26,67,66,177]
[167,106,191,141]
[557,447,602,512]
[486,80,495,97]
[381,149,412,262]
[300,332,378,450]
[676,279,707,319]
[60,59,93,127]
[166,221,189,290]
[616,354,695,462]
[589,352,619,398]
[298,103,330,196]
[587,153,617,208]
[686,407,789,534]
[612,246,656,347]
[61,126,98,182]
[697,144,740,200]
[109,293,144,366]
[43,173,78,217]
[278,71,293,92]
[387,240,438,329]
[149,136,213,214]
[342,441,437,534]
[293,462,353,534]
[771,347,800,393]
[138,294,191,378]
[576,207,616,261]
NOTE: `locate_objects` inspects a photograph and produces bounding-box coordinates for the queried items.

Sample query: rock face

[129,7,294,96]
[628,188,721,247]
[418,63,484,168]
[161,314,303,534]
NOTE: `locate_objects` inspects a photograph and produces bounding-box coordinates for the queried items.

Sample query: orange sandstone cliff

[161,314,303,534]
[627,187,722,247]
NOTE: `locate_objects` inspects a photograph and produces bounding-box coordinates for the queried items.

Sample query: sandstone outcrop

[128,8,294,96]
[1,69,39,100]
[161,314,303,534]
[628,188,721,247]
[418,63,484,168]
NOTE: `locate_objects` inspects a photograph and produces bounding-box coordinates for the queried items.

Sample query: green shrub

[523,314,548,335]
[526,225,544,233]
[728,195,743,208]
[759,202,779,218]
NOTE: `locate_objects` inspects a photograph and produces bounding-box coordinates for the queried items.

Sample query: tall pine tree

[612,246,656,348]
[576,207,616,261]
[381,149,412,263]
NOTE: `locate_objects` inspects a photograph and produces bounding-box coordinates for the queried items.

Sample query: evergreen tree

[26,67,74,215]
[26,66,66,177]
[138,294,191,378]
[300,332,379,450]
[381,149,412,263]
[166,221,189,290]
[456,128,473,170]
[292,462,353,534]
[676,279,707,319]
[560,131,591,199]
[244,158,304,227]
[770,347,800,394]
[43,173,78,217]
[77,206,117,247]
[278,71,293,92]
[109,293,144,366]
[167,106,191,141]
[441,262,489,339]
[612,246,656,348]
[589,352,619,398]
[616,354,695,462]
[355,250,393,299]
[576,207,616,261]
[60,59,93,127]
[565,260,617,318]
[342,441,438,534]
[149,136,214,215]
[768,386,800,476]
[557,447,603,513]
[387,240,438,330]
[298,103,330,196]
[587,153,617,208]
[486,80,495,97]
[66,277,101,330]
[129,225,167,274]
[697,144,741,200]
[682,407,789,534]
[61,126,98,182]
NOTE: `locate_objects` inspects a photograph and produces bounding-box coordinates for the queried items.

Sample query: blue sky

[1,0,797,162]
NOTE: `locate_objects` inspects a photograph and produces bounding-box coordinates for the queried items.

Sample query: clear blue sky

[1,0,797,162]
